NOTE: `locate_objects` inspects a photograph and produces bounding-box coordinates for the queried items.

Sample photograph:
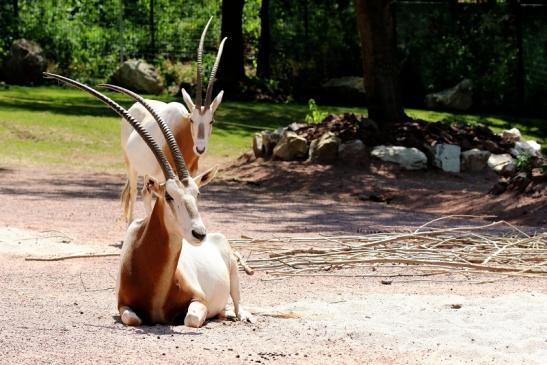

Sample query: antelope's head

[43,73,216,245]
[144,166,217,245]
[181,17,227,156]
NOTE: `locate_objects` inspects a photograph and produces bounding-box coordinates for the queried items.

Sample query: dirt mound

[222,155,547,228]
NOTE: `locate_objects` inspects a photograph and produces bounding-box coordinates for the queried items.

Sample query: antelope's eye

[210,119,215,125]
[190,118,194,124]
[166,193,174,201]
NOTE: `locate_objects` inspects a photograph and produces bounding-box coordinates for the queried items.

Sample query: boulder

[110,59,163,94]
[510,140,542,158]
[320,76,366,105]
[308,132,341,164]
[425,79,473,111]
[501,128,521,143]
[252,133,264,158]
[433,144,461,173]
[487,153,515,173]
[461,149,491,172]
[338,139,367,165]
[2,39,47,85]
[371,145,427,170]
[262,129,284,157]
[273,131,308,161]
[287,122,307,132]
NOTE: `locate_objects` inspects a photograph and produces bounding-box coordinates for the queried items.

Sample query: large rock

[338,139,367,165]
[371,145,427,170]
[308,132,341,164]
[252,133,264,158]
[2,39,47,85]
[262,129,284,157]
[461,149,491,172]
[433,144,461,173]
[501,128,521,143]
[510,140,542,158]
[425,79,473,111]
[110,59,163,94]
[320,76,366,105]
[487,153,515,173]
[273,131,308,161]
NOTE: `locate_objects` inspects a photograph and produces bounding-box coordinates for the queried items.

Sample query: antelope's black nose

[196,147,206,155]
[192,229,206,241]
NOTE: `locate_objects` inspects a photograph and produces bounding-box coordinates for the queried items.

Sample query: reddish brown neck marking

[162,117,199,177]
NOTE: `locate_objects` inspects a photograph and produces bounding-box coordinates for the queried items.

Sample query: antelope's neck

[137,197,182,279]
[165,115,199,176]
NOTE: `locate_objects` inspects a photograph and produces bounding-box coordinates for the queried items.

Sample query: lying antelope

[117,17,227,223]
[44,73,254,327]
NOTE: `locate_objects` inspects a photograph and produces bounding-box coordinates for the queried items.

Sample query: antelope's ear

[181,88,194,111]
[144,175,163,196]
[211,90,224,113]
[193,166,218,188]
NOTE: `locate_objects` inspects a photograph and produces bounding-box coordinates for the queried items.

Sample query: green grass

[0,85,544,171]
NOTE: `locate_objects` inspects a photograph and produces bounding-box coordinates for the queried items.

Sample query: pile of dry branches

[231,217,547,281]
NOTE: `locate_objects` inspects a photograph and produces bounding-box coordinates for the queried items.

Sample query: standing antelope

[44,73,254,327]
[117,17,227,223]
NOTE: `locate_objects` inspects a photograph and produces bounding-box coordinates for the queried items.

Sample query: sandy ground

[1,161,546,364]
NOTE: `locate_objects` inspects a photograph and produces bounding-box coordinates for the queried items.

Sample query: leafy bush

[305,99,327,124]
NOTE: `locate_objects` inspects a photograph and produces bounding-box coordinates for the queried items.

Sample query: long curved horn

[98,84,189,180]
[205,37,227,108]
[43,73,175,180]
[196,17,213,109]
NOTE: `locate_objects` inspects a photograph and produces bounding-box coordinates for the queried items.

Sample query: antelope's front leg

[229,255,255,323]
[184,301,208,328]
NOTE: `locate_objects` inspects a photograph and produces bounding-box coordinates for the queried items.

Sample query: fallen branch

[25,253,120,262]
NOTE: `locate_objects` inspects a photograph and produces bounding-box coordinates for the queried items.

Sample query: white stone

[371,145,427,170]
[510,140,542,158]
[252,133,264,158]
[433,144,461,173]
[501,128,521,141]
[461,149,491,172]
[487,153,515,173]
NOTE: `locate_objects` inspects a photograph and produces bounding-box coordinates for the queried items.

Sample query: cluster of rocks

[251,115,545,191]
[253,122,367,165]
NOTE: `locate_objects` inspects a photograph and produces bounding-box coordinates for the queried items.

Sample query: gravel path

[1,166,546,364]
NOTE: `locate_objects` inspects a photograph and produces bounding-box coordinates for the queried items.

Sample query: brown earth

[0,157,546,364]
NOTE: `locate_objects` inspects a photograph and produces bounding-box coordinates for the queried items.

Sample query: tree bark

[257,0,271,78]
[149,0,155,57]
[218,0,246,92]
[353,0,406,124]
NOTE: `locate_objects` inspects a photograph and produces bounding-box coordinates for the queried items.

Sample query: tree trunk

[218,0,246,93]
[353,0,406,124]
[149,0,155,57]
[257,0,271,78]
[12,0,19,37]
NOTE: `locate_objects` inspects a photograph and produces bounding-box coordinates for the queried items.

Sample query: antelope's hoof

[237,309,256,324]
[120,307,142,326]
[184,312,204,328]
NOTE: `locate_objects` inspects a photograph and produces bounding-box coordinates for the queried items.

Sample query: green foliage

[515,152,533,174]
[397,2,519,110]
[305,99,327,124]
